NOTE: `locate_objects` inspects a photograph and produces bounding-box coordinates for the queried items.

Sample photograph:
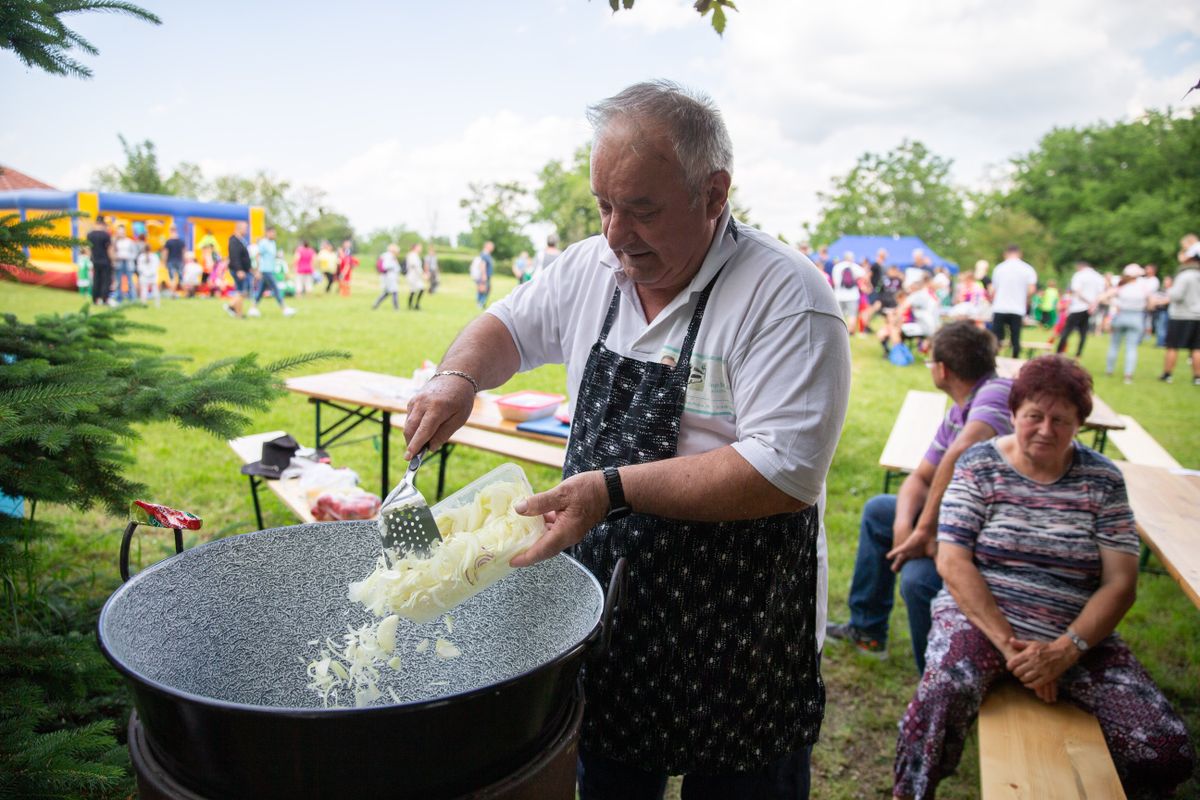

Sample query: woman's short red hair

[1009,355,1093,423]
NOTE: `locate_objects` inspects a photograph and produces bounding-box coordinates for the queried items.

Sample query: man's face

[591,120,728,292]
[235,223,247,236]
[267,229,276,240]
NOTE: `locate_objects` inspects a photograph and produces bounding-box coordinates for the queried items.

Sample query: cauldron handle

[119,522,185,583]
[592,556,628,659]
[119,501,201,582]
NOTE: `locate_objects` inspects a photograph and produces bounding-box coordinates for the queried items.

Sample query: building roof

[0,165,56,192]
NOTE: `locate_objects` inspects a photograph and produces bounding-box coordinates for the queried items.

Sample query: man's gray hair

[587,79,733,194]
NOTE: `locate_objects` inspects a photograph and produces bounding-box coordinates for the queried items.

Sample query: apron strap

[672,268,724,378]
[597,284,622,346]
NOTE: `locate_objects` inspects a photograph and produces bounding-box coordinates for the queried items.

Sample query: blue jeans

[255,272,285,307]
[1153,307,1169,347]
[847,494,942,673]
[116,259,136,301]
[234,270,253,295]
[1106,311,1143,377]
[578,745,812,800]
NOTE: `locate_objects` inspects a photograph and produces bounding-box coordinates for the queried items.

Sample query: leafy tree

[0,0,159,79]
[295,212,355,250]
[459,181,534,261]
[211,171,295,229]
[534,145,600,246]
[92,134,168,194]
[1005,109,1200,273]
[957,192,1056,277]
[806,139,968,261]
[163,161,208,199]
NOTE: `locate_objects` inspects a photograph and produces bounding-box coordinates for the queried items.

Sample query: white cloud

[701,0,1200,240]
[604,0,702,33]
[317,111,590,238]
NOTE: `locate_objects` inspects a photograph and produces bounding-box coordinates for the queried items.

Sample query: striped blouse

[934,439,1139,641]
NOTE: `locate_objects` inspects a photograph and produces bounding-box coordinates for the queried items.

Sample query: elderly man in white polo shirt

[403,80,851,799]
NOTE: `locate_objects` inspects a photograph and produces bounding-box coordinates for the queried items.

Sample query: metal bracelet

[431,370,480,394]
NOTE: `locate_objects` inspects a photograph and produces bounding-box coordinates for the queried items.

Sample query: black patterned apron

[566,255,823,774]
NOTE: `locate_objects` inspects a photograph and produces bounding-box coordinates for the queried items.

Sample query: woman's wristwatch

[1065,627,1089,653]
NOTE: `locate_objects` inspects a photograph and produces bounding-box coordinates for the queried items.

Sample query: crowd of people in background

[799,233,1200,386]
[79,218,572,323]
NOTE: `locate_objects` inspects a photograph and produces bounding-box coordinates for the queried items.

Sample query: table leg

[1094,429,1107,452]
[248,475,264,531]
[314,399,322,448]
[381,410,391,498]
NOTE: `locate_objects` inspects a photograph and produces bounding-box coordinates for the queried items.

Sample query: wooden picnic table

[1114,460,1200,610]
[285,369,567,497]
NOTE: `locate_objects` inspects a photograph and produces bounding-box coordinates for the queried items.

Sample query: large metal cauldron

[98,520,623,799]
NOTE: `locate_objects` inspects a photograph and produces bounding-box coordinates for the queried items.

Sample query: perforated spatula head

[378,450,441,560]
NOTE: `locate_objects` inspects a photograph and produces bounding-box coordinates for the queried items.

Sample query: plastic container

[384,463,543,623]
[495,391,566,422]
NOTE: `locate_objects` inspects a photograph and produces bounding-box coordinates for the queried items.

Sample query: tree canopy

[533,145,601,247]
[1006,109,1200,273]
[459,181,534,260]
[0,0,159,79]
[806,139,967,264]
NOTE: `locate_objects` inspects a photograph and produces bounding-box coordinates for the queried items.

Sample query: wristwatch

[1065,628,1089,653]
[602,466,632,522]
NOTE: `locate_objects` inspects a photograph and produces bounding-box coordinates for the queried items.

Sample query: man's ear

[706,170,732,220]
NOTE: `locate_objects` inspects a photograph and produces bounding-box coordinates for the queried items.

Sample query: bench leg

[248,475,264,531]
[313,398,322,448]
[1093,429,1107,452]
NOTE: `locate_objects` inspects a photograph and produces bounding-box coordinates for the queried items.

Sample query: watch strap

[603,466,631,521]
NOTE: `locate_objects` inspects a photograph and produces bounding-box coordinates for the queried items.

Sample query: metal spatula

[378,449,441,561]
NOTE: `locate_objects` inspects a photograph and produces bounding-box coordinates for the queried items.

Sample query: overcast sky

[4,0,1198,242]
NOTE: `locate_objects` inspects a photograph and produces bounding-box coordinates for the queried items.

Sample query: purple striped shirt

[924,374,1013,467]
[934,440,1139,641]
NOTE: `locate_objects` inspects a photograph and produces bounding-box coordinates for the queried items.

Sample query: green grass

[2,277,1197,798]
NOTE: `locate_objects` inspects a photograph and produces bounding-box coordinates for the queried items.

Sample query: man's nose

[605,210,635,251]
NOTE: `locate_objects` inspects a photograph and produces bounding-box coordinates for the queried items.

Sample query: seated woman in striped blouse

[893,355,1194,800]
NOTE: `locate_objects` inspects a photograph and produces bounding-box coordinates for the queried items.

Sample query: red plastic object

[130,500,202,530]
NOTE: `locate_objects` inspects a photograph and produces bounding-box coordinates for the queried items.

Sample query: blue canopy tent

[826,235,958,274]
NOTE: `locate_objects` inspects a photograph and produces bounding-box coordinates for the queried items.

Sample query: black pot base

[128,692,584,800]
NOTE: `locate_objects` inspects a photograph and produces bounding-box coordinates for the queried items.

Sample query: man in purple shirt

[827,322,1013,672]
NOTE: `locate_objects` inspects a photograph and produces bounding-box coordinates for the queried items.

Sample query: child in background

[76,251,92,297]
[181,251,203,297]
[136,248,162,306]
[337,240,357,296]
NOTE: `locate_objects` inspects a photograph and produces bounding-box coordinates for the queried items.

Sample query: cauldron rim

[97,524,603,717]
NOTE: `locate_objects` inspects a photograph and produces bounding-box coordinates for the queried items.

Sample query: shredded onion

[301,480,538,707]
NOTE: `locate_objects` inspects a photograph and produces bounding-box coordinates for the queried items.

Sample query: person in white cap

[1102,264,1150,383]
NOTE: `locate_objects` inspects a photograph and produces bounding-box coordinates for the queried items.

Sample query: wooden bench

[229,431,315,529]
[878,390,947,493]
[391,415,565,500]
[1109,416,1181,470]
[978,681,1125,799]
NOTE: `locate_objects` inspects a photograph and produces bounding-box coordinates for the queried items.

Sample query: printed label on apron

[660,345,733,417]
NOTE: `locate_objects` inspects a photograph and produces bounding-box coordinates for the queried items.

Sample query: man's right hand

[403,374,476,459]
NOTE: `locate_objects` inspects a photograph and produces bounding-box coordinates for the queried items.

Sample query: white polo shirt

[990,257,1038,315]
[491,210,851,649]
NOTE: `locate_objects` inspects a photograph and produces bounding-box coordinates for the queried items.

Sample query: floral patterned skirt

[893,604,1194,800]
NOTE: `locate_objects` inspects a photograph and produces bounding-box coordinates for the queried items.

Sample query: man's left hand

[1006,636,1079,691]
[508,471,608,568]
[886,523,937,572]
